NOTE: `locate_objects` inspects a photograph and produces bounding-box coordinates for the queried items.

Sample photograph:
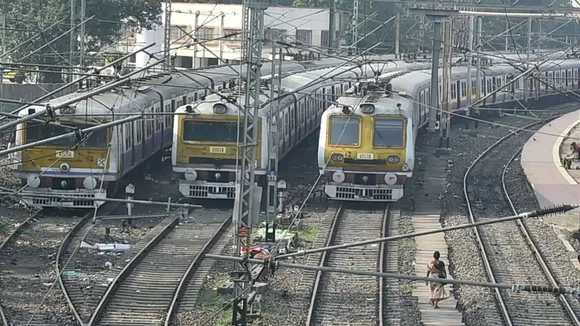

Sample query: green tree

[4,0,161,83]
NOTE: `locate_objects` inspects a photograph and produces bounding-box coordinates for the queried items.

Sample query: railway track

[306,204,391,326]
[463,116,580,326]
[89,208,232,326]
[503,147,580,323]
[0,209,81,326]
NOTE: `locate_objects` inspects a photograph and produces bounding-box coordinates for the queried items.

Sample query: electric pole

[164,0,172,70]
[232,0,269,323]
[467,15,473,107]
[266,38,281,241]
[438,19,452,152]
[79,0,86,67]
[351,0,358,55]
[428,19,441,132]
[474,15,482,126]
[395,13,400,59]
[69,0,76,81]
[328,0,335,53]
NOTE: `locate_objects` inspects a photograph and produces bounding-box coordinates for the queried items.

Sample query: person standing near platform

[563,142,579,170]
[426,251,449,309]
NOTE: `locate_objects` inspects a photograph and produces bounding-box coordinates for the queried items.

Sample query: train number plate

[357,153,374,160]
[56,150,75,158]
[210,146,227,154]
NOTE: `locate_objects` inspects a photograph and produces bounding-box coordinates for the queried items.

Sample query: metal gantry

[233,0,270,323]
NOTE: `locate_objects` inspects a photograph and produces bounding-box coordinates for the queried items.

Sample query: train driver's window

[373,119,404,147]
[329,117,359,146]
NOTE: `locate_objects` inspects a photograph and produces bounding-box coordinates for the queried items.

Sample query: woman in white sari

[426,251,449,309]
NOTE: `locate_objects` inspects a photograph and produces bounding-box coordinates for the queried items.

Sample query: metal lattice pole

[164,0,172,70]
[233,0,269,324]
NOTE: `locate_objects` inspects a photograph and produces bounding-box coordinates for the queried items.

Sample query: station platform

[521,110,580,207]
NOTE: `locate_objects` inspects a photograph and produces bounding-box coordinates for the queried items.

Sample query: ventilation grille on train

[31,193,96,207]
[187,185,236,199]
[335,187,392,201]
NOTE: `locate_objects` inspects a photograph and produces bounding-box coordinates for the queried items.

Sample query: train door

[456,80,461,109]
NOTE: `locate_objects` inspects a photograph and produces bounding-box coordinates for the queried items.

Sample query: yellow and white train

[171,60,435,199]
[318,57,580,201]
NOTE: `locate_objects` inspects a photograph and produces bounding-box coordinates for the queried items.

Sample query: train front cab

[322,110,411,202]
[12,117,111,208]
[173,104,263,199]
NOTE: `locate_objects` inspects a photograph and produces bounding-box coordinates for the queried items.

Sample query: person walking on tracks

[426,251,449,309]
[563,142,579,170]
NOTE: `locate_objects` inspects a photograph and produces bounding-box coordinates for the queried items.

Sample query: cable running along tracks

[306,204,396,326]
[463,114,580,326]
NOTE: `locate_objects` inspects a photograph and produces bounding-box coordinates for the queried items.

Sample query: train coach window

[329,117,359,146]
[373,119,404,147]
[26,121,108,147]
[182,120,243,143]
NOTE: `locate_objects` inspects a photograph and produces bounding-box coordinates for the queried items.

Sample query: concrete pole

[505,20,509,52]
[79,0,86,67]
[69,0,76,81]
[328,0,335,53]
[395,13,400,59]
[428,20,442,132]
[193,12,199,68]
[537,19,541,53]
[467,16,473,106]
[438,19,452,151]
[474,15,482,127]
[219,13,225,60]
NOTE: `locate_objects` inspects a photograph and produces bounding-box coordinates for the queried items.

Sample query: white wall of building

[133,2,338,68]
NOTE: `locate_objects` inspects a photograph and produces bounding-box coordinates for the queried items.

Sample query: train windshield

[25,121,108,147]
[373,119,405,147]
[183,120,242,143]
[329,117,360,145]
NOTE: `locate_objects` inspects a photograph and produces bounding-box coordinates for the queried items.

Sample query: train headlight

[213,103,227,114]
[60,163,70,172]
[384,173,397,185]
[331,154,344,162]
[27,175,40,188]
[387,155,400,164]
[184,169,198,182]
[362,176,369,183]
[215,173,221,180]
[83,177,98,190]
[332,171,345,183]
[402,164,410,172]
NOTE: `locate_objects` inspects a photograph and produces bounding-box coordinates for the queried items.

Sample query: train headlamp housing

[27,175,40,188]
[384,173,397,185]
[332,171,345,183]
[184,169,197,182]
[60,163,70,173]
[387,155,400,164]
[331,154,344,162]
[213,103,227,114]
[360,104,375,114]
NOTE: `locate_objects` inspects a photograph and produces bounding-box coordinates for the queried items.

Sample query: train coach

[318,57,580,202]
[170,59,438,200]
[8,55,357,208]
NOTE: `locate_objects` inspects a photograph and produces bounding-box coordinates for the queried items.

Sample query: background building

[132,2,340,69]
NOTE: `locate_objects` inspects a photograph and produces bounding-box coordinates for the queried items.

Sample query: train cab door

[456,80,461,109]
[491,77,497,103]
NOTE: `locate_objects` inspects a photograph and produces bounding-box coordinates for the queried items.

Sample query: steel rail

[87,215,181,325]
[502,147,580,325]
[164,215,233,326]
[462,122,536,326]
[463,114,568,326]
[378,205,390,326]
[0,210,43,326]
[305,204,343,325]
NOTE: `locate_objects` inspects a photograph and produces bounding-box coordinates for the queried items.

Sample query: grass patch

[216,310,232,326]
[0,221,7,235]
[298,224,319,242]
[400,284,414,294]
